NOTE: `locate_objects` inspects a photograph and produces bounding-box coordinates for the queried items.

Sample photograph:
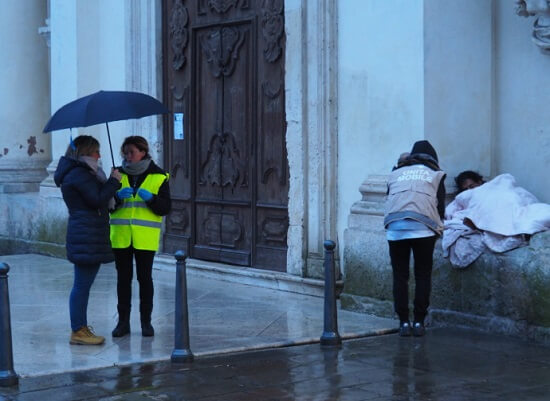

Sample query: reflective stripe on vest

[110,172,168,251]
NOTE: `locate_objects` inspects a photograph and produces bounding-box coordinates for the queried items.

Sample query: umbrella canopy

[43,90,170,165]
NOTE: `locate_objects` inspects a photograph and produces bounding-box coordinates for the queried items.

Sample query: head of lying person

[455,170,484,193]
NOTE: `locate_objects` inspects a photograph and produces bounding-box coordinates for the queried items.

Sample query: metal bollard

[320,240,342,347]
[171,250,194,363]
[0,263,18,386]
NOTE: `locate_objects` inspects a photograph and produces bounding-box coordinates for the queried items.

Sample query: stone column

[0,1,50,193]
[40,0,79,195]
[285,0,339,277]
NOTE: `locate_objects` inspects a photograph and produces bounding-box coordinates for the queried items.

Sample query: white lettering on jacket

[396,169,433,183]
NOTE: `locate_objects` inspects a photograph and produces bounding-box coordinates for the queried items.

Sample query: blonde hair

[64,135,100,159]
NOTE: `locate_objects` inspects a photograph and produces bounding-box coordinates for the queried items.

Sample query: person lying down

[443,172,550,268]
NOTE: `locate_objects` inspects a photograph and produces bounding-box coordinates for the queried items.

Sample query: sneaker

[413,322,426,337]
[70,326,105,345]
[399,321,412,337]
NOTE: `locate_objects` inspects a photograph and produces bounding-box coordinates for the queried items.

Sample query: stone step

[154,254,340,298]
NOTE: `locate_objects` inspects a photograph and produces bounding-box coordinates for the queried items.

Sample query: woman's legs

[135,249,155,336]
[112,247,134,336]
[388,240,412,323]
[411,236,436,324]
[69,263,100,331]
[114,247,134,312]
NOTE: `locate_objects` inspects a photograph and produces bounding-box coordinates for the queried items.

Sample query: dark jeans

[113,246,155,314]
[388,236,436,324]
[70,263,100,331]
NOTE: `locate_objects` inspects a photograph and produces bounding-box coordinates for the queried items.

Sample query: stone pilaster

[285,0,339,277]
[125,0,164,164]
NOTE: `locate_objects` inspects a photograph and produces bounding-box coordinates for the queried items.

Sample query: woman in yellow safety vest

[110,136,171,337]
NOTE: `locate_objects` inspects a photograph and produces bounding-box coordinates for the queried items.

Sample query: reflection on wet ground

[4,327,550,400]
[1,254,395,377]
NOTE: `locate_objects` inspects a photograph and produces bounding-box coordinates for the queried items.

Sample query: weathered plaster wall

[424,0,494,184]
[495,1,550,203]
[337,0,424,268]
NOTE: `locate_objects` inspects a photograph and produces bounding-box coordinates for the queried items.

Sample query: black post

[171,250,194,363]
[0,263,18,387]
[320,240,341,347]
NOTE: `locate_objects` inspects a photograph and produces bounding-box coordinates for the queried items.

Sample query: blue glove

[117,187,134,199]
[138,188,153,201]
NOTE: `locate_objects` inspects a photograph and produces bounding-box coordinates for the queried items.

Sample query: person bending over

[384,140,446,337]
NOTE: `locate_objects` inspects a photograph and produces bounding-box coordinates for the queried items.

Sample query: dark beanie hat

[410,140,438,163]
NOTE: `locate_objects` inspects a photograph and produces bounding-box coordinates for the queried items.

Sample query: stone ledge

[154,254,343,298]
[431,309,550,344]
[0,237,65,258]
[343,219,550,343]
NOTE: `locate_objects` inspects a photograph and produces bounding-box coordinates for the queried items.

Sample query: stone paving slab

[0,254,397,378]
[2,327,550,400]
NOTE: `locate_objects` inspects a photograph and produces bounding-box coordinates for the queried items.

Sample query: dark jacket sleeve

[437,174,446,219]
[147,178,171,216]
[73,169,120,210]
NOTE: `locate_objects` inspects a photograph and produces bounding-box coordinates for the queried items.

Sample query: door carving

[162,0,288,271]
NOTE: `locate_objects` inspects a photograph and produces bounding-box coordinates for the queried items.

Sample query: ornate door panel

[162,0,288,271]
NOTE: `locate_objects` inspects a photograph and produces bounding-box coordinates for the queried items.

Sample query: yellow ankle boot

[70,326,105,345]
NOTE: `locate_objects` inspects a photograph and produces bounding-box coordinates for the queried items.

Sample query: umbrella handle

[105,122,115,167]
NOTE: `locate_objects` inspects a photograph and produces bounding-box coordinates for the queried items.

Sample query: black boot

[140,304,154,337]
[112,307,130,337]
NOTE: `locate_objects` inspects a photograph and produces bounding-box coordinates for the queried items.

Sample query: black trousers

[113,246,155,315]
[388,236,436,324]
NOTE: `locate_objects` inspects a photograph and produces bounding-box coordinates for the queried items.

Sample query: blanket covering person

[443,173,550,268]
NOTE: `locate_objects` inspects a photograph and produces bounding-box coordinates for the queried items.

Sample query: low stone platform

[343,205,550,343]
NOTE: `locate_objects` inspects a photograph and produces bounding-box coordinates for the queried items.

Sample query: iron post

[171,251,194,363]
[320,240,342,347]
[0,262,18,386]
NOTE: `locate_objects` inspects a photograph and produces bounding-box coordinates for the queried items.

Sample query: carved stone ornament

[169,0,189,70]
[200,27,245,77]
[261,0,284,62]
[516,0,550,54]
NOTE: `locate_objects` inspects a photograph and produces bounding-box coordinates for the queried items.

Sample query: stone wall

[342,176,550,343]
[0,193,66,258]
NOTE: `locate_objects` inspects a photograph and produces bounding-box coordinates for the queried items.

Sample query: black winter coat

[54,156,121,265]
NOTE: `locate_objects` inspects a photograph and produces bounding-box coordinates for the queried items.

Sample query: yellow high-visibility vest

[110,172,169,251]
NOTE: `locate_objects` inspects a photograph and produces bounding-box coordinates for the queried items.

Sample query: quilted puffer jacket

[54,156,121,265]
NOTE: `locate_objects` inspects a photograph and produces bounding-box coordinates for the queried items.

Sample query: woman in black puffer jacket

[54,135,121,345]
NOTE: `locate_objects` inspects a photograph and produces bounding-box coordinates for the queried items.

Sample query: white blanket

[442,174,550,268]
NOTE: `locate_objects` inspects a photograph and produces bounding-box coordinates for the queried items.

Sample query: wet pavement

[0,254,395,377]
[2,254,550,400]
[2,327,550,400]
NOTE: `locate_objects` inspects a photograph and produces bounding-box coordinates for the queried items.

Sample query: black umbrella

[43,90,170,165]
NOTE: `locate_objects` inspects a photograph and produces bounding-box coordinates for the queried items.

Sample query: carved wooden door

[162,0,288,271]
